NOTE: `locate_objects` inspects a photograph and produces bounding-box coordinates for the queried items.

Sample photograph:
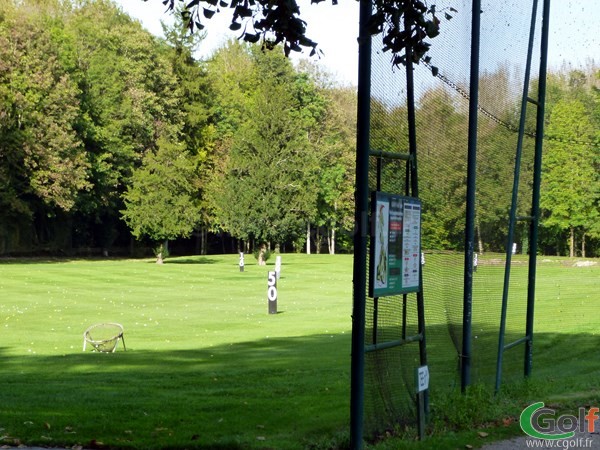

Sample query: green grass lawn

[0,254,598,449]
[0,255,353,449]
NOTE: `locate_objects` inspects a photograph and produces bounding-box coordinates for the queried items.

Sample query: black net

[360,0,600,440]
[362,0,600,439]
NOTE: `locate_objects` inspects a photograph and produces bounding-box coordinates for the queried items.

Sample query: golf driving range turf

[0,254,598,449]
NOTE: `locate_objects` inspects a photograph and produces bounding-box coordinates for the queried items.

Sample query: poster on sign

[369,192,422,297]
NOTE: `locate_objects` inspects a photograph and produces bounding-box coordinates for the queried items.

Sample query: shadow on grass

[0,333,353,450]
[357,323,600,443]
[0,326,598,449]
[162,257,220,265]
[0,256,144,265]
[0,256,221,266]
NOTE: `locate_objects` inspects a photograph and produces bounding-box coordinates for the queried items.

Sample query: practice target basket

[83,323,126,353]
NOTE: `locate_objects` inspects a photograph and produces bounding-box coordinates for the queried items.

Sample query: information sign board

[369,192,422,297]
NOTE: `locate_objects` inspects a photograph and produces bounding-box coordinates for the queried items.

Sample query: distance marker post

[275,255,282,279]
[267,271,277,314]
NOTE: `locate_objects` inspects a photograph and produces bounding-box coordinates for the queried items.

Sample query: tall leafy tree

[208,48,320,262]
[206,40,256,139]
[416,87,468,250]
[162,10,215,253]
[313,85,357,254]
[541,98,598,257]
[0,6,88,247]
[122,137,202,263]
[66,0,183,248]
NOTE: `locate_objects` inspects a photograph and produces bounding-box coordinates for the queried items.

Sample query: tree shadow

[0,333,353,449]
[162,257,220,265]
[0,256,146,265]
[0,326,598,449]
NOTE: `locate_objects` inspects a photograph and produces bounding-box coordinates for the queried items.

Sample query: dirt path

[480,419,600,450]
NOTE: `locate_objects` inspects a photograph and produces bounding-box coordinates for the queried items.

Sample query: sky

[115,0,359,85]
[114,0,598,86]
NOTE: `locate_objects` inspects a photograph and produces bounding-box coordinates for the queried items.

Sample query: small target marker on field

[267,271,278,314]
[275,255,282,279]
[239,252,245,272]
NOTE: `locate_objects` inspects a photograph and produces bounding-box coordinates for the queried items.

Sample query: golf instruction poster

[369,192,422,297]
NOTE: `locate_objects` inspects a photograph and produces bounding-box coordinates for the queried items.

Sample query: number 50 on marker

[267,271,278,314]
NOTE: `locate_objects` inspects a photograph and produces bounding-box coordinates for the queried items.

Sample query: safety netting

[362,0,599,439]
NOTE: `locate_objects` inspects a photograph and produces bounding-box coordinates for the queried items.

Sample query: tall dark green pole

[461,0,481,393]
[350,0,372,447]
[404,11,428,413]
[495,0,540,394]
[525,0,550,377]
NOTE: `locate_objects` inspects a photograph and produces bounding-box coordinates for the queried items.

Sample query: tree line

[0,0,597,259]
[0,0,356,260]
[414,64,599,257]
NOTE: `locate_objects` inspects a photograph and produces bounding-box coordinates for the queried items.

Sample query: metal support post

[525,0,551,378]
[350,0,372,447]
[461,0,481,393]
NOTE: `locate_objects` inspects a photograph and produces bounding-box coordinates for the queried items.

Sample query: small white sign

[275,255,282,279]
[416,365,429,393]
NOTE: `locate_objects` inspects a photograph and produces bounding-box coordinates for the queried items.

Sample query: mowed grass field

[0,255,353,449]
[0,254,598,449]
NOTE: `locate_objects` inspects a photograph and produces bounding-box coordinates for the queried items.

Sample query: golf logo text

[520,402,599,440]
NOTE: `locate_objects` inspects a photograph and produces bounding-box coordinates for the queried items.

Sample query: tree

[121,137,202,263]
[55,0,180,252]
[162,10,216,254]
[0,0,221,255]
[313,85,357,254]
[416,87,468,250]
[208,48,320,262]
[206,40,256,140]
[540,99,598,257]
[0,5,88,248]
[162,8,213,156]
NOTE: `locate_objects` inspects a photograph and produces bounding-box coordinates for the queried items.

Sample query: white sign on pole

[415,365,429,393]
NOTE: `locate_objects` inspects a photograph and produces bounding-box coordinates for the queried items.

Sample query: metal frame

[350,2,428,446]
[349,0,372,446]
[495,0,551,393]
[461,0,482,393]
[350,0,551,445]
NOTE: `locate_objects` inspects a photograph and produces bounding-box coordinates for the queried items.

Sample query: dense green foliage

[121,137,202,262]
[0,0,356,256]
[208,49,320,249]
[0,0,598,257]
[415,70,599,256]
[541,94,599,257]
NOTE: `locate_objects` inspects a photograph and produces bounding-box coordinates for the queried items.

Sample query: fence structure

[348,0,577,446]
